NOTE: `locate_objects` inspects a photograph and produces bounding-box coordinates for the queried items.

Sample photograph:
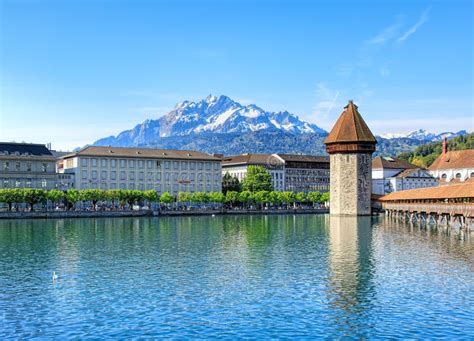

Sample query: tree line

[0,188,329,212]
[398,132,474,168]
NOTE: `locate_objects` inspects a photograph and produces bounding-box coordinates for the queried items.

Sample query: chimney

[442,137,448,155]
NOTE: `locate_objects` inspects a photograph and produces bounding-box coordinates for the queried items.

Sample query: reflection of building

[324,101,377,215]
[372,156,438,195]
[59,146,222,194]
[328,216,374,313]
[221,153,329,192]
[428,139,474,184]
[0,142,57,189]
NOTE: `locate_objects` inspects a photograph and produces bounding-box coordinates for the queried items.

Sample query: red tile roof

[428,149,474,171]
[324,101,377,145]
[379,183,474,201]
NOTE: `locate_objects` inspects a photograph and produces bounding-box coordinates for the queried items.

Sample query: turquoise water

[0,215,473,338]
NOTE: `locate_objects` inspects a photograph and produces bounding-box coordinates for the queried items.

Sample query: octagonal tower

[324,101,377,215]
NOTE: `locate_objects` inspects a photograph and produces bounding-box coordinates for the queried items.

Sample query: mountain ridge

[91,95,470,156]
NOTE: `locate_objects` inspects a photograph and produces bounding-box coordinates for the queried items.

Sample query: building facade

[0,143,57,189]
[221,153,329,193]
[372,156,438,195]
[277,154,330,193]
[428,140,474,184]
[59,146,222,194]
[324,101,377,215]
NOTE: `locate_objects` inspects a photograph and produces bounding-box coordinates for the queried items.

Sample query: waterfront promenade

[0,207,329,219]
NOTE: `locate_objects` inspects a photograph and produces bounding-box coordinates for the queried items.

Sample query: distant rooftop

[63,146,220,161]
[0,142,54,157]
[372,156,418,170]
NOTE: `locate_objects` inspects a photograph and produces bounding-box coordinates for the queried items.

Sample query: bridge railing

[382,202,474,217]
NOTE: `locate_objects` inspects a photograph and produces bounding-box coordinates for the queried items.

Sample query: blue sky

[1,0,472,150]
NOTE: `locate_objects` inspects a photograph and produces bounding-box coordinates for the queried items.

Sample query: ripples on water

[0,215,473,338]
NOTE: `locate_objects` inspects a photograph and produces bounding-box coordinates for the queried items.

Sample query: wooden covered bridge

[379,182,474,230]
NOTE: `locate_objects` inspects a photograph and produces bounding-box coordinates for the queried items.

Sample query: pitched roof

[324,101,377,145]
[276,154,329,163]
[372,156,418,170]
[63,146,220,161]
[0,142,53,157]
[379,182,474,201]
[222,153,283,166]
[392,168,434,179]
[428,149,474,171]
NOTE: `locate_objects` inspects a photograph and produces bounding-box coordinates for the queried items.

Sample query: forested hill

[397,132,474,168]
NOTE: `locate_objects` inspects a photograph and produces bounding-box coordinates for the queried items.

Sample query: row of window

[80,170,221,182]
[1,178,49,188]
[79,157,220,171]
[80,182,220,192]
[2,161,51,173]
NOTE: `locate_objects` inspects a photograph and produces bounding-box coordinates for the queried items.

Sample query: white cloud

[366,21,403,44]
[397,7,431,42]
[312,83,342,130]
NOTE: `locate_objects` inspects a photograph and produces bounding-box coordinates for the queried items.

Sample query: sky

[0,0,473,151]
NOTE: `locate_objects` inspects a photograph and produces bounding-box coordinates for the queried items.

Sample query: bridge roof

[379,183,474,201]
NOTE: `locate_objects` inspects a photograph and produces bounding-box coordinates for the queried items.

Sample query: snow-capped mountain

[93,95,326,146]
[380,129,467,142]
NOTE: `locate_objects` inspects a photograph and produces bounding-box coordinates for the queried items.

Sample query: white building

[428,141,474,184]
[0,142,57,189]
[221,153,330,193]
[372,156,438,195]
[387,168,439,192]
[58,146,222,194]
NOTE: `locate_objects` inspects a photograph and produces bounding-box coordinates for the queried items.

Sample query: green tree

[225,191,240,207]
[0,189,19,211]
[268,191,281,207]
[279,191,296,208]
[222,172,241,193]
[160,192,174,205]
[320,192,330,203]
[65,189,81,210]
[239,190,253,208]
[47,189,65,208]
[208,192,225,204]
[307,191,321,206]
[177,192,191,203]
[191,192,209,204]
[254,190,270,209]
[144,189,159,207]
[296,192,306,204]
[79,189,104,210]
[241,165,273,192]
[23,188,47,211]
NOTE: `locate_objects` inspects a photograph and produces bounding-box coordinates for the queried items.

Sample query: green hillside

[397,133,474,168]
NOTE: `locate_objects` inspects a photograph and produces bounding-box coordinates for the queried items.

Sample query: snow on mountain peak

[380,129,468,141]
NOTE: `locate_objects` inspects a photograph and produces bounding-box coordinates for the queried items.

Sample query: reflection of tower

[328,216,374,314]
[324,101,377,215]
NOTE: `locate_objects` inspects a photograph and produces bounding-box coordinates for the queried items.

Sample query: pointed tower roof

[324,101,377,154]
[325,101,376,144]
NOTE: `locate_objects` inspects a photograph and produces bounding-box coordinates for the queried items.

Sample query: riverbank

[0,208,329,219]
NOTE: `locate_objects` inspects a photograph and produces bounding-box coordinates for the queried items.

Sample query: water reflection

[327,216,375,336]
[0,216,473,338]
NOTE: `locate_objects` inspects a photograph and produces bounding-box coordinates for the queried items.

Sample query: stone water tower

[324,101,377,215]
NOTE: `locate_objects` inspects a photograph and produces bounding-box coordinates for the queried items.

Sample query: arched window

[441,173,447,179]
[470,172,474,178]
[455,173,462,179]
